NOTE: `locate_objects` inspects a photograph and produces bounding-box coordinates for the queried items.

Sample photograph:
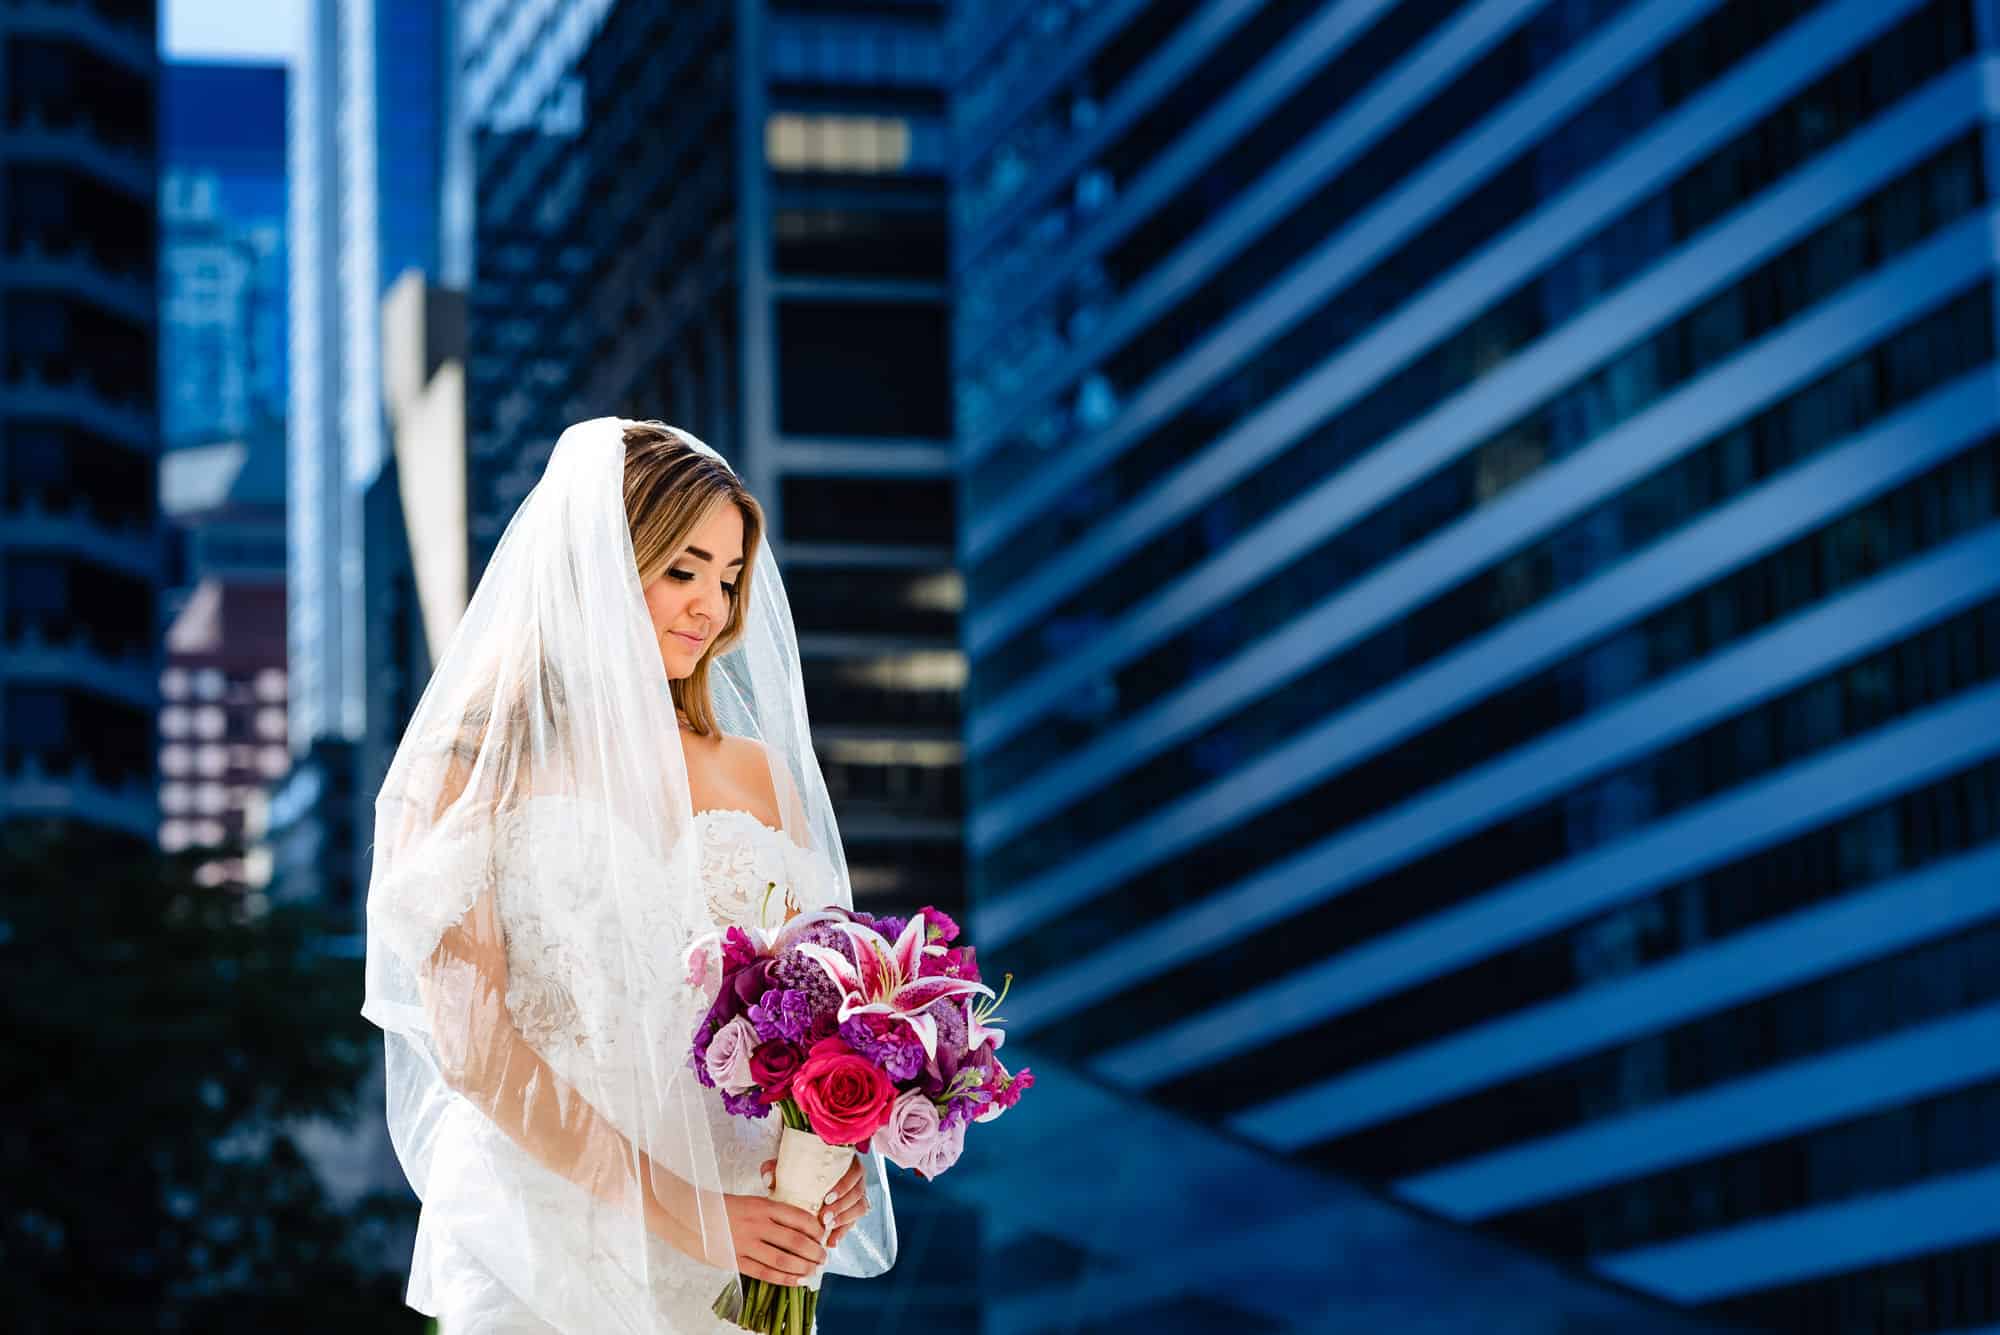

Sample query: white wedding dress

[402,797,843,1335]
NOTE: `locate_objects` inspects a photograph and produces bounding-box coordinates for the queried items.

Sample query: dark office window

[780,475,954,546]
[5,294,155,408]
[2,685,66,751]
[1708,1237,2000,1333]
[3,554,153,659]
[7,165,151,276]
[5,419,155,527]
[774,208,946,277]
[776,300,951,437]
[785,563,959,636]
[2,686,149,787]
[5,36,153,154]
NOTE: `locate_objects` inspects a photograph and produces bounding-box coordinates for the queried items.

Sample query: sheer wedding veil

[361,416,896,1328]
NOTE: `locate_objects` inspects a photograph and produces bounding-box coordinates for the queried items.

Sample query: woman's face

[642,501,745,681]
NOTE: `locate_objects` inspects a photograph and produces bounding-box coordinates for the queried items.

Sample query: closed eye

[669,569,739,598]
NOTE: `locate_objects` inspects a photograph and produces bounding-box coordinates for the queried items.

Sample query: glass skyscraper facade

[0,0,162,840]
[462,0,964,916]
[953,2,2000,1331]
[159,62,288,452]
[289,0,446,752]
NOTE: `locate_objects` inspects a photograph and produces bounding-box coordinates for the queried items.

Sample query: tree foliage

[0,820,424,1332]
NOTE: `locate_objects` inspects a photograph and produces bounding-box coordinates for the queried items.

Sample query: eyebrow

[683,545,745,567]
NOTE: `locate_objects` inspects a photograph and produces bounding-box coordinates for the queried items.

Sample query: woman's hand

[818,1156,869,1250]
[753,1154,870,1258]
[724,1175,827,1287]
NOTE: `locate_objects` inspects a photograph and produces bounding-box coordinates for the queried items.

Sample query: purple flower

[838,1014,925,1082]
[940,1096,982,1131]
[721,1088,773,1120]
[771,945,845,1019]
[690,1020,717,1088]
[748,987,813,1045]
[853,911,908,941]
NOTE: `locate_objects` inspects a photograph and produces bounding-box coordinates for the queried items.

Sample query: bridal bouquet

[686,901,1033,1335]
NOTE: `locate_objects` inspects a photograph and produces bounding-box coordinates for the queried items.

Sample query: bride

[361,418,897,1332]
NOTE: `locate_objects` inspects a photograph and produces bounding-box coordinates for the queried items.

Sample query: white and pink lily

[794,916,994,1060]
[965,971,1012,1054]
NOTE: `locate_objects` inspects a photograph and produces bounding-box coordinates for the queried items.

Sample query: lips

[673,631,706,647]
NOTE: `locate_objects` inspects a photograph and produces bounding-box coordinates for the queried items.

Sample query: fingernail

[824,1190,838,1205]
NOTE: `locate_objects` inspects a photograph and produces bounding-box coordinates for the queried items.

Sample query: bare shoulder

[716,733,785,810]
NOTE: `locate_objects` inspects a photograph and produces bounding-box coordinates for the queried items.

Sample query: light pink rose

[871,1089,944,1171]
[704,1015,760,1095]
[916,1114,966,1180]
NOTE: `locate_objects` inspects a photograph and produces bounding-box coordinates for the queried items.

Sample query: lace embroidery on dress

[694,807,839,931]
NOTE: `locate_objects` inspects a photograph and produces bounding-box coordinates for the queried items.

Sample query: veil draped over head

[361,417,896,1330]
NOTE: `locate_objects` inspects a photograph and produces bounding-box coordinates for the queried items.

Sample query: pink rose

[703,1016,760,1095]
[791,1038,896,1146]
[871,1089,943,1171]
[914,1115,966,1180]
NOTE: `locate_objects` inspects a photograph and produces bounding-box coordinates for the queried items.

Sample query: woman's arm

[418,885,727,1265]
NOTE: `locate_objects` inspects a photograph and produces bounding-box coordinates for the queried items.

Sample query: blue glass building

[0,1,163,840]
[289,0,445,752]
[461,0,964,916]
[159,62,287,451]
[952,2,2000,1330]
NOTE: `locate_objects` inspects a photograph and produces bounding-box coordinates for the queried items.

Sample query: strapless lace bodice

[400,798,842,1333]
[495,803,840,1071]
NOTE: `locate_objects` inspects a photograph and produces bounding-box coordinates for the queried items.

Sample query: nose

[687,579,721,622]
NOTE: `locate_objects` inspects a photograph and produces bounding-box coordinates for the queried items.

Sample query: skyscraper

[160,62,287,451]
[954,2,2000,1330]
[289,0,446,753]
[462,0,964,917]
[0,4,163,839]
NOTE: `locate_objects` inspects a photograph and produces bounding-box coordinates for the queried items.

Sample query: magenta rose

[791,1037,896,1146]
[749,1039,804,1102]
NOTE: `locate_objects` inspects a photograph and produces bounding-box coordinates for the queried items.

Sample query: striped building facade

[952,2,2000,1329]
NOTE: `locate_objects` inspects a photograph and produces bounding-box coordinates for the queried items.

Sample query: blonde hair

[620,421,765,738]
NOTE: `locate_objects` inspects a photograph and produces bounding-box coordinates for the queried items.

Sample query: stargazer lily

[965,971,1012,1054]
[794,916,994,1060]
